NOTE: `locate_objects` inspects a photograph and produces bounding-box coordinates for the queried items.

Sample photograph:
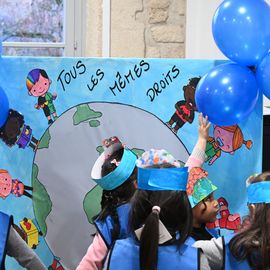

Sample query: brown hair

[229,172,270,270]
[221,125,252,151]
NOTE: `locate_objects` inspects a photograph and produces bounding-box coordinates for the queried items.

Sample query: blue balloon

[0,87,9,128]
[256,51,270,99]
[212,0,270,66]
[195,63,259,126]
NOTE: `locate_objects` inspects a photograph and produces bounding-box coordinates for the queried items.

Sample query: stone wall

[85,0,186,58]
[85,0,103,57]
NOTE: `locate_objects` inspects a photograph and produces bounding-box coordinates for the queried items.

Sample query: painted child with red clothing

[166,77,200,134]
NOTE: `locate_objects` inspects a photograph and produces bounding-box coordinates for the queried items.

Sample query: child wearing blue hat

[107,148,210,270]
[194,172,270,270]
[77,137,138,270]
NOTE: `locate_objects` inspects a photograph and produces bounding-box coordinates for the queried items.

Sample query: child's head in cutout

[187,167,218,227]
[99,147,137,217]
[130,149,191,270]
[229,172,270,270]
[91,136,137,242]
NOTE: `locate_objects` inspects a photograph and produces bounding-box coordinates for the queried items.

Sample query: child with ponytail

[76,137,137,270]
[107,149,210,270]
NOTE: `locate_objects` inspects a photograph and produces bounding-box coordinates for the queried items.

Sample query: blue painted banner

[0,57,262,269]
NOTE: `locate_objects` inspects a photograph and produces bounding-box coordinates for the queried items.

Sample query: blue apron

[94,203,130,248]
[108,236,199,270]
[0,212,11,270]
[206,227,220,238]
[223,234,251,270]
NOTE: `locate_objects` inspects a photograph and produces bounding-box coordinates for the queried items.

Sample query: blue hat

[136,149,188,191]
[91,136,137,190]
[247,181,270,204]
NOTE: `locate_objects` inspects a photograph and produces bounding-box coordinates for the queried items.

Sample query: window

[0,0,85,56]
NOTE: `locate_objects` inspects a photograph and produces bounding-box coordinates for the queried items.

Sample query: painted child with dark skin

[0,109,39,151]
[166,77,200,134]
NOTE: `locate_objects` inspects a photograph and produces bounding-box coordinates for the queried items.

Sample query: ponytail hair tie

[152,206,161,214]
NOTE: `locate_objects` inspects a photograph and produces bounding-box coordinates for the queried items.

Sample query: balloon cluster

[195,0,270,126]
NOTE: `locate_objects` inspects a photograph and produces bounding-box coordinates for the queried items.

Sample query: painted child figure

[166,77,200,134]
[186,167,220,242]
[205,124,252,165]
[26,68,58,125]
[0,109,39,152]
[0,169,33,199]
[0,211,46,269]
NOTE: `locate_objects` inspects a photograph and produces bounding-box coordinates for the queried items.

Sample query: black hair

[97,148,137,243]
[0,109,24,146]
[189,77,201,87]
[229,172,270,270]
[39,69,49,79]
[129,163,192,270]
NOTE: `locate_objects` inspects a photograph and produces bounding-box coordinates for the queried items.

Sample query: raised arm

[6,226,47,270]
[185,113,211,170]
